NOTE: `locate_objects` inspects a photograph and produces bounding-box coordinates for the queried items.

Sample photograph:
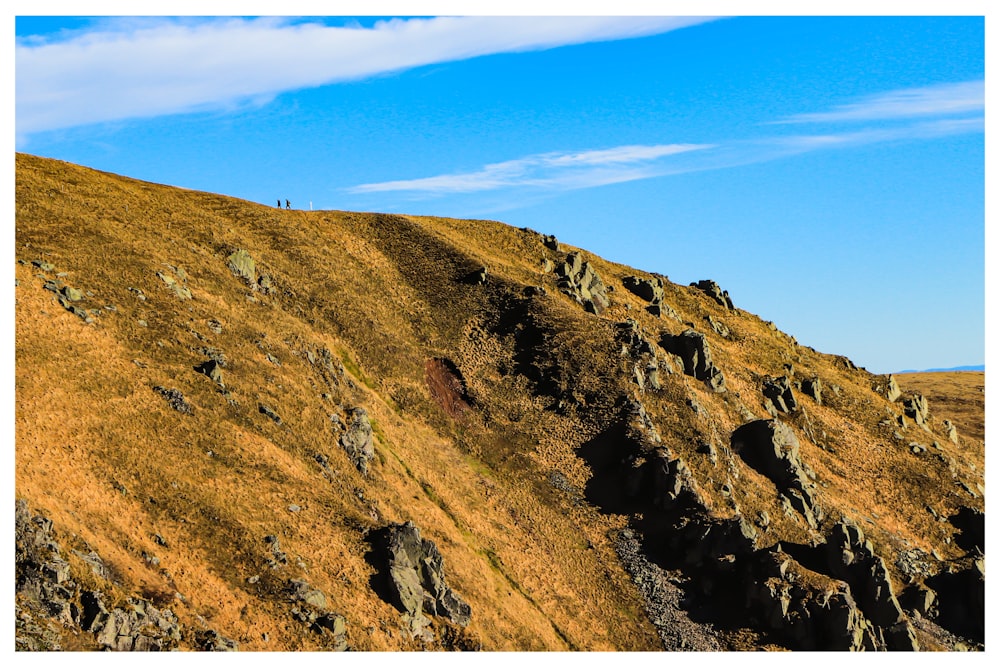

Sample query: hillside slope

[14,153,984,651]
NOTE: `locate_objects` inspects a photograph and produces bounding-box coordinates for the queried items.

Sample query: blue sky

[12,6,989,374]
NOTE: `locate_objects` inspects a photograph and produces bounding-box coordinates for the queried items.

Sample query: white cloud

[346,143,713,194]
[346,94,984,200]
[15,16,716,136]
[774,80,984,124]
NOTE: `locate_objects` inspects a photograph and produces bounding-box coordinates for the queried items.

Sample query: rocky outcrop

[226,248,256,283]
[690,279,733,309]
[369,521,471,636]
[730,420,821,528]
[81,592,183,651]
[338,406,375,474]
[874,374,902,402]
[824,520,918,650]
[745,546,881,650]
[156,265,192,300]
[901,394,929,427]
[763,376,797,414]
[660,329,726,392]
[152,385,193,414]
[622,275,664,304]
[287,579,348,650]
[801,377,823,405]
[16,499,234,652]
[554,252,609,314]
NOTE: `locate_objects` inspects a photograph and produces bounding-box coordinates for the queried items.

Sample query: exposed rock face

[875,374,902,402]
[745,547,882,650]
[83,592,183,651]
[801,377,823,405]
[902,394,929,427]
[287,579,348,650]
[622,276,664,304]
[370,522,471,632]
[15,499,228,652]
[824,520,918,650]
[690,279,734,309]
[226,248,256,283]
[660,329,726,392]
[616,320,667,392]
[338,407,375,474]
[730,420,821,528]
[554,252,610,314]
[763,376,798,414]
[156,266,192,300]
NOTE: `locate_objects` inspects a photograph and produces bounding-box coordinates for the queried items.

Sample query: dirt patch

[425,357,472,420]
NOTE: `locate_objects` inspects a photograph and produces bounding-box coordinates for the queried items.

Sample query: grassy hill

[14,153,984,651]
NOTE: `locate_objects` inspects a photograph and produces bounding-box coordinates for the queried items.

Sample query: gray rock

[801,377,823,405]
[226,249,257,283]
[705,315,730,338]
[622,275,664,303]
[61,286,84,302]
[690,279,733,309]
[259,404,282,425]
[339,407,375,474]
[554,252,610,314]
[194,629,239,651]
[195,359,223,385]
[824,519,917,650]
[660,329,726,393]
[763,376,797,414]
[943,420,959,444]
[877,375,902,402]
[374,521,471,628]
[902,394,929,426]
[730,420,819,524]
[152,386,193,415]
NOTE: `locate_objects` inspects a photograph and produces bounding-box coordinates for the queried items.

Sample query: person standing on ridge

[277,199,281,208]
[285,199,291,209]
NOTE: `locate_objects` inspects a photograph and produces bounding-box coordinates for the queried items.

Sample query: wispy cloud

[346,83,984,201]
[773,80,983,124]
[15,16,716,136]
[347,144,713,194]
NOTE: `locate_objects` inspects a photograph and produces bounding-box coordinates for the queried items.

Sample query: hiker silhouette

[277,199,281,208]
[285,199,291,209]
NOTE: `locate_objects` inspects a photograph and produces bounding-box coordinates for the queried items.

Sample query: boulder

[660,329,726,392]
[763,376,797,414]
[690,279,734,309]
[801,377,823,405]
[622,276,664,303]
[226,249,257,283]
[195,359,223,386]
[876,375,902,402]
[554,252,610,314]
[730,420,820,526]
[901,393,928,425]
[372,522,471,628]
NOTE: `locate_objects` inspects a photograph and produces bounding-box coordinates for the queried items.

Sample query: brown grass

[15,153,984,651]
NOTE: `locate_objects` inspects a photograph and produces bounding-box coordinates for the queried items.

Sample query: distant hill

[14,153,984,652]
[897,364,984,373]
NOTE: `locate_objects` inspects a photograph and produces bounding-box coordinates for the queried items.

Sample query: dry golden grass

[15,153,984,651]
